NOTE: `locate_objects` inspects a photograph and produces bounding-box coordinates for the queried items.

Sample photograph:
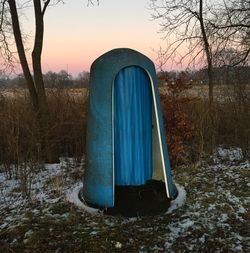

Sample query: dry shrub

[182,85,250,159]
[190,83,250,158]
[0,88,88,165]
[160,73,197,167]
[0,88,88,196]
[46,88,88,161]
[0,91,39,175]
[160,75,249,166]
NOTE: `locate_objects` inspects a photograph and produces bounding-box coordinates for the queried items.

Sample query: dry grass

[0,88,88,196]
[159,84,250,102]
[188,84,250,157]
[0,84,249,172]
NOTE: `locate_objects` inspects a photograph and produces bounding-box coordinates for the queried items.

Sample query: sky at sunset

[23,0,169,76]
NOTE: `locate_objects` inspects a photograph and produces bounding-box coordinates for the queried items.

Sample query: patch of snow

[220,213,229,222]
[239,161,250,169]
[234,244,243,251]
[229,232,243,251]
[66,182,99,214]
[214,146,244,162]
[179,218,195,229]
[224,190,241,205]
[238,206,246,214]
[208,204,216,211]
[0,158,85,229]
[199,235,206,243]
[165,218,195,249]
[0,150,249,252]
[90,231,98,235]
[45,163,61,173]
[104,219,115,227]
[23,229,34,244]
[122,217,138,224]
[0,222,9,229]
[115,241,122,249]
[166,184,186,214]
[24,229,34,238]
[222,190,246,220]
[150,245,164,251]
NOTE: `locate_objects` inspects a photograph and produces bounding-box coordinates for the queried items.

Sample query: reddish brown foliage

[160,72,197,167]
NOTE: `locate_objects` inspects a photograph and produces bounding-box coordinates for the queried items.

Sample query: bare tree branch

[87,0,99,7]
[42,0,51,15]
[149,0,216,104]
[0,0,7,31]
[211,23,250,29]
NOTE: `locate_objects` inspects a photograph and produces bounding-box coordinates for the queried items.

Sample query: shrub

[160,73,197,167]
[0,88,88,196]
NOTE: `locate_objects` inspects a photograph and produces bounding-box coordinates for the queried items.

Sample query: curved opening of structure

[106,65,175,217]
[113,66,153,186]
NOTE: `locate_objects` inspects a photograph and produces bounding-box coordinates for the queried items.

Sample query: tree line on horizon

[0,70,90,88]
[1,65,250,89]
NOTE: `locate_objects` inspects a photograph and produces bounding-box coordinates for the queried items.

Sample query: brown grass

[0,88,88,182]
[0,84,249,198]
[184,84,250,158]
[0,84,249,167]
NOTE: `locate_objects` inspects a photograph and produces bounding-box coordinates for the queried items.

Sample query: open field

[159,84,250,101]
[0,88,89,101]
[1,84,250,100]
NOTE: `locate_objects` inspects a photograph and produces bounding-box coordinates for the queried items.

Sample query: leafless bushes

[0,84,249,195]
[0,88,87,197]
[160,76,249,166]
[188,84,250,159]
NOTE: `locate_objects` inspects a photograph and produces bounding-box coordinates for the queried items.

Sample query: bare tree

[149,0,217,104]
[149,0,249,104]
[211,0,250,66]
[5,0,61,162]
[0,0,15,71]
[213,48,245,67]
[0,0,98,161]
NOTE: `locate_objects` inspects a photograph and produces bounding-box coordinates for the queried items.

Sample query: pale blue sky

[23,0,166,75]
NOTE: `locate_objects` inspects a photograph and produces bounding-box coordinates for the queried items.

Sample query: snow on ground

[66,182,100,214]
[166,184,186,214]
[0,158,81,230]
[0,147,249,252]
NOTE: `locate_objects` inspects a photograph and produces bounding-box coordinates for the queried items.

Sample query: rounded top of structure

[90,48,154,73]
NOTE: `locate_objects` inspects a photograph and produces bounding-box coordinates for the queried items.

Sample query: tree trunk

[32,0,47,105]
[199,0,214,107]
[8,0,39,112]
[32,0,56,162]
[8,0,56,162]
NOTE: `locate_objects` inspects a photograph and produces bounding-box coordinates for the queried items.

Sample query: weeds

[190,84,250,157]
[0,88,88,197]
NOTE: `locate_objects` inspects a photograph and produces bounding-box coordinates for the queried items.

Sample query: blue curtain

[114,66,152,185]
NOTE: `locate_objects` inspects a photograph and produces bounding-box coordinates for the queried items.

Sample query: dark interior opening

[105,180,174,217]
[80,180,176,217]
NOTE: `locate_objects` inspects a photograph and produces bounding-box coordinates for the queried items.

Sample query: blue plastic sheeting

[114,66,152,185]
[83,48,177,207]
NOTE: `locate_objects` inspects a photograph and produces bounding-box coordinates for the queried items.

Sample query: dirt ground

[0,147,249,252]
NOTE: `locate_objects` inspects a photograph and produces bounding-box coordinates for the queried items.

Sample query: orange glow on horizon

[14,1,197,77]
